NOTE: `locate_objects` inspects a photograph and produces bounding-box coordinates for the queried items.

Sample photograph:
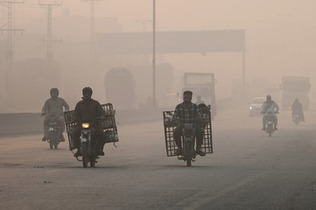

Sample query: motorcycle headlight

[82,123,90,128]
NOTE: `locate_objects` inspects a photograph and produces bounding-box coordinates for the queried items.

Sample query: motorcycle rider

[72,87,106,157]
[291,98,305,122]
[172,90,206,156]
[41,88,69,142]
[261,95,279,130]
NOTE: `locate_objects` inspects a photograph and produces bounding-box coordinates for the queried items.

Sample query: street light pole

[152,0,156,107]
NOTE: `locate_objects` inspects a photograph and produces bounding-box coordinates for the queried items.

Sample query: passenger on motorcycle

[172,90,206,156]
[261,95,279,130]
[72,87,106,157]
[41,88,69,142]
[291,98,305,122]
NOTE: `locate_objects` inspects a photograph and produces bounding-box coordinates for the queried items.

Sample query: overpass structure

[97,30,247,97]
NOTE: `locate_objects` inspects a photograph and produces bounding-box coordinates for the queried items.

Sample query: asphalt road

[1,108,316,210]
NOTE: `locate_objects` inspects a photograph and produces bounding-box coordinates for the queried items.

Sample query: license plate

[81,138,87,143]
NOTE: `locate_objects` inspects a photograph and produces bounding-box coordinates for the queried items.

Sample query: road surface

[1,108,316,209]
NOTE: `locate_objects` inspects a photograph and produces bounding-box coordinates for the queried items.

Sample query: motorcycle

[46,114,62,149]
[163,109,213,167]
[264,111,277,137]
[64,103,119,168]
[178,123,196,167]
[80,122,98,168]
[292,110,302,125]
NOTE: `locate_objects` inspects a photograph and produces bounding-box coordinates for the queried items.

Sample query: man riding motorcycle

[72,87,106,157]
[291,98,305,122]
[261,95,279,130]
[41,88,69,142]
[172,90,205,156]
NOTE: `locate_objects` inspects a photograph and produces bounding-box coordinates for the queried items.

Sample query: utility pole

[39,1,62,64]
[152,0,156,107]
[83,0,102,76]
[0,0,24,99]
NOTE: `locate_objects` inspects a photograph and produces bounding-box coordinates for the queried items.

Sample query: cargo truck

[280,76,310,110]
[182,72,216,119]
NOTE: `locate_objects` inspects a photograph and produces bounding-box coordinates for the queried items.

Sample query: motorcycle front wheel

[81,143,89,168]
[184,141,193,167]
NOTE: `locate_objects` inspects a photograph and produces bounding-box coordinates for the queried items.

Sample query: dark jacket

[74,98,105,126]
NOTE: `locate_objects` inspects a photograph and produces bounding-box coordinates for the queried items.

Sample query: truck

[182,72,216,119]
[280,76,310,110]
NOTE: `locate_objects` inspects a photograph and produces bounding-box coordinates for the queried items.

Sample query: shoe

[196,148,206,156]
[176,147,182,155]
[262,127,266,130]
[74,149,81,157]
[59,135,65,142]
[274,127,278,130]
[42,137,46,141]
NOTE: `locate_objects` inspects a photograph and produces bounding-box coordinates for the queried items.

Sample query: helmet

[82,87,93,95]
[266,95,271,101]
[50,88,59,97]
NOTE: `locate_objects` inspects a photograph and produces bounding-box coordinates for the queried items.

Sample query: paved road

[1,108,316,210]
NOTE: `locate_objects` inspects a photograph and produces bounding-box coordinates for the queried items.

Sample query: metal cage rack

[163,111,213,157]
[63,103,119,150]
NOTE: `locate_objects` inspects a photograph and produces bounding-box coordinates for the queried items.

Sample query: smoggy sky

[7,1,316,82]
[1,0,316,111]
[17,0,316,31]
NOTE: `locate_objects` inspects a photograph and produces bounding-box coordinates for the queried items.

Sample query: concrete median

[0,108,164,136]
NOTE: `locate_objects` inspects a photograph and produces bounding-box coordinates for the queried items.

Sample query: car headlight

[249,106,253,110]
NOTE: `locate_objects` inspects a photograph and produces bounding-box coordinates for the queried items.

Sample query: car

[249,97,266,117]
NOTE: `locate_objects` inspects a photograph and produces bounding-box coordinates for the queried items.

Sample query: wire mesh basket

[163,110,213,157]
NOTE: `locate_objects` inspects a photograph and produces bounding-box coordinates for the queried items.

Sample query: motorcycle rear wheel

[90,157,96,167]
[82,155,88,168]
[186,159,192,167]
[267,124,273,137]
[49,131,58,149]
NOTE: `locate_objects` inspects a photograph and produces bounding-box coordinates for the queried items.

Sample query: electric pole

[83,0,102,76]
[39,1,62,64]
[153,0,156,107]
[0,0,24,100]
